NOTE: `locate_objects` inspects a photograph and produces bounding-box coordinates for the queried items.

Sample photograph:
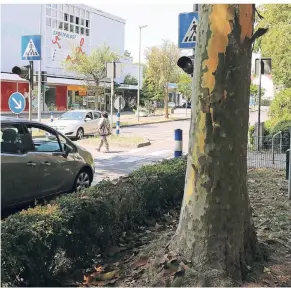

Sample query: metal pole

[110,61,114,125]
[28,61,33,121]
[137,26,141,122]
[257,58,262,151]
[288,130,291,200]
[37,4,42,122]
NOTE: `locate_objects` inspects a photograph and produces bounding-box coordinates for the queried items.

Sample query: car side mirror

[63,143,73,157]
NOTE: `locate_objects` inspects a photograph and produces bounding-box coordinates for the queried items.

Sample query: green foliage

[269,88,291,119]
[124,49,132,58]
[177,73,192,101]
[2,157,187,287]
[254,5,291,88]
[123,74,138,85]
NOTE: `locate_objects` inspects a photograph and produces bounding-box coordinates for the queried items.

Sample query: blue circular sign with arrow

[8,92,26,114]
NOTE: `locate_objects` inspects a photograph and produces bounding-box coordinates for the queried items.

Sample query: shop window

[64,23,69,31]
[75,16,79,25]
[70,15,74,23]
[70,24,74,33]
[80,27,84,35]
[85,29,89,36]
[46,17,51,27]
[64,13,68,22]
[46,7,51,16]
[45,87,56,111]
[85,20,89,28]
[75,26,79,34]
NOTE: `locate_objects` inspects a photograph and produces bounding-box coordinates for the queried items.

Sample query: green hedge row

[1,157,187,287]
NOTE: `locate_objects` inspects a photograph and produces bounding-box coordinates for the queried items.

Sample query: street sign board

[106,62,122,78]
[114,96,125,110]
[21,35,42,60]
[178,12,199,49]
[8,92,26,114]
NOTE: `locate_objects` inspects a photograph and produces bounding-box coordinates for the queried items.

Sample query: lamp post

[137,24,147,121]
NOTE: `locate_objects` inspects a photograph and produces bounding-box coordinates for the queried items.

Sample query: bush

[269,88,291,119]
[1,157,187,287]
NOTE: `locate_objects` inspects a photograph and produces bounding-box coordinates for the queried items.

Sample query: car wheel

[76,127,84,140]
[74,169,91,192]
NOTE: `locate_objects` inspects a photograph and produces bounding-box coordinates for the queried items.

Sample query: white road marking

[146,150,172,156]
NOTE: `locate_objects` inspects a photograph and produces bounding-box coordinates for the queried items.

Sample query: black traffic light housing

[12,62,34,89]
[177,56,194,76]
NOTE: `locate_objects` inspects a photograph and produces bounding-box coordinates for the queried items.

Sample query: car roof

[63,109,102,113]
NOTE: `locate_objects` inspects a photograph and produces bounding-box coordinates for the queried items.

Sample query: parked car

[182,102,191,108]
[49,109,103,140]
[1,116,95,209]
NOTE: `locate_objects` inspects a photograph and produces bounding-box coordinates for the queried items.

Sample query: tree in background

[269,88,291,120]
[173,5,263,285]
[123,74,138,85]
[255,4,291,88]
[64,44,119,109]
[124,50,132,58]
[177,73,192,104]
[145,40,180,118]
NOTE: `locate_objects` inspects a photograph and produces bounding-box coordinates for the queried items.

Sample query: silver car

[49,109,103,140]
[1,116,95,209]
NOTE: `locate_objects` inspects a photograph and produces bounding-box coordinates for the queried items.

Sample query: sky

[90,4,193,63]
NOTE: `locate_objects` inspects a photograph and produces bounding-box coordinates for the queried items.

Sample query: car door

[1,123,41,208]
[92,111,101,134]
[84,111,95,134]
[26,123,72,197]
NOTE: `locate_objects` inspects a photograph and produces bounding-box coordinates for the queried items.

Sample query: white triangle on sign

[182,17,198,43]
[23,39,39,58]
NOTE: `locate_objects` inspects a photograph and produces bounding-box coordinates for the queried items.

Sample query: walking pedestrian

[96,111,111,153]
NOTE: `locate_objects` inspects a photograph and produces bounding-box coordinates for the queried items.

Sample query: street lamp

[137,24,147,121]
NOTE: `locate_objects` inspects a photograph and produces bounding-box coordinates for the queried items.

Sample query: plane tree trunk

[174,4,260,285]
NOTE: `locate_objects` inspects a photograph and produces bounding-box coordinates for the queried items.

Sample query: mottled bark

[175,4,260,284]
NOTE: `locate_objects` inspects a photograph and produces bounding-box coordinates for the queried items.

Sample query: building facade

[1,4,141,113]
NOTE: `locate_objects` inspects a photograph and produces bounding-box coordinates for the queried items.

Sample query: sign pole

[37,4,42,122]
[110,61,115,125]
[257,57,262,151]
[28,61,34,121]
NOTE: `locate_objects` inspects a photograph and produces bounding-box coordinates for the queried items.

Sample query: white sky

[91,4,193,63]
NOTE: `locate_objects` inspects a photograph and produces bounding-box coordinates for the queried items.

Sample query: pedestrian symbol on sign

[182,18,198,43]
[23,39,40,58]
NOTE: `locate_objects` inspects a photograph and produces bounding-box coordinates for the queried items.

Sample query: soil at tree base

[61,168,291,287]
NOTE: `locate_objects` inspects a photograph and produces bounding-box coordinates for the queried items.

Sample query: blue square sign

[21,35,41,60]
[178,12,199,49]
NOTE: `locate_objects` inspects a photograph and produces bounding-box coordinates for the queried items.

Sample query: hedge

[1,157,187,287]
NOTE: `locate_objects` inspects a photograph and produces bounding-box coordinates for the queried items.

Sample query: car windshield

[58,111,86,120]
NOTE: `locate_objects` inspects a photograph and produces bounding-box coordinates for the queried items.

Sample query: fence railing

[247,135,290,170]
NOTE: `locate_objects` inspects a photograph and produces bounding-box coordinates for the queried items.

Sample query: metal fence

[247,133,290,170]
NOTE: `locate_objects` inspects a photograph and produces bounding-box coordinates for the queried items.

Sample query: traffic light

[177,56,194,76]
[12,63,34,89]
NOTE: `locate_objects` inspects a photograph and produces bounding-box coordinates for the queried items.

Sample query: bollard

[116,112,120,135]
[50,112,54,122]
[174,129,183,158]
[287,149,290,180]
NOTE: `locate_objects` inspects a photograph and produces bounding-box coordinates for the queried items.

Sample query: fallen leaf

[263,267,271,273]
[132,256,150,269]
[94,270,119,281]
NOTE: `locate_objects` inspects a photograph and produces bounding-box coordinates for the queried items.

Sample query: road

[91,120,190,184]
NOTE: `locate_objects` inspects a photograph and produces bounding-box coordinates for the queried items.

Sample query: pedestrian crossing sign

[178,12,199,49]
[21,35,41,60]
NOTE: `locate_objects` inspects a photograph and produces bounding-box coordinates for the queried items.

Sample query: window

[75,7,80,16]
[46,7,51,16]
[93,112,101,119]
[70,24,74,32]
[80,27,84,35]
[1,124,31,154]
[85,112,93,120]
[81,9,85,17]
[46,18,51,27]
[70,15,74,23]
[27,124,61,153]
[80,18,84,26]
[69,5,74,14]
[75,26,79,34]
[64,13,68,22]
[46,4,51,7]
[58,4,63,11]
[52,4,57,9]
[75,16,79,25]
[85,29,89,36]
[58,21,63,30]
[64,4,69,12]
[86,11,89,19]
[58,134,76,153]
[85,20,89,28]
[58,11,63,20]
[64,23,69,31]
[52,19,57,28]
[52,9,57,18]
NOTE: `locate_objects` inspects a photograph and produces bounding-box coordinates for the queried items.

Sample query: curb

[115,117,191,129]
[137,141,151,148]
